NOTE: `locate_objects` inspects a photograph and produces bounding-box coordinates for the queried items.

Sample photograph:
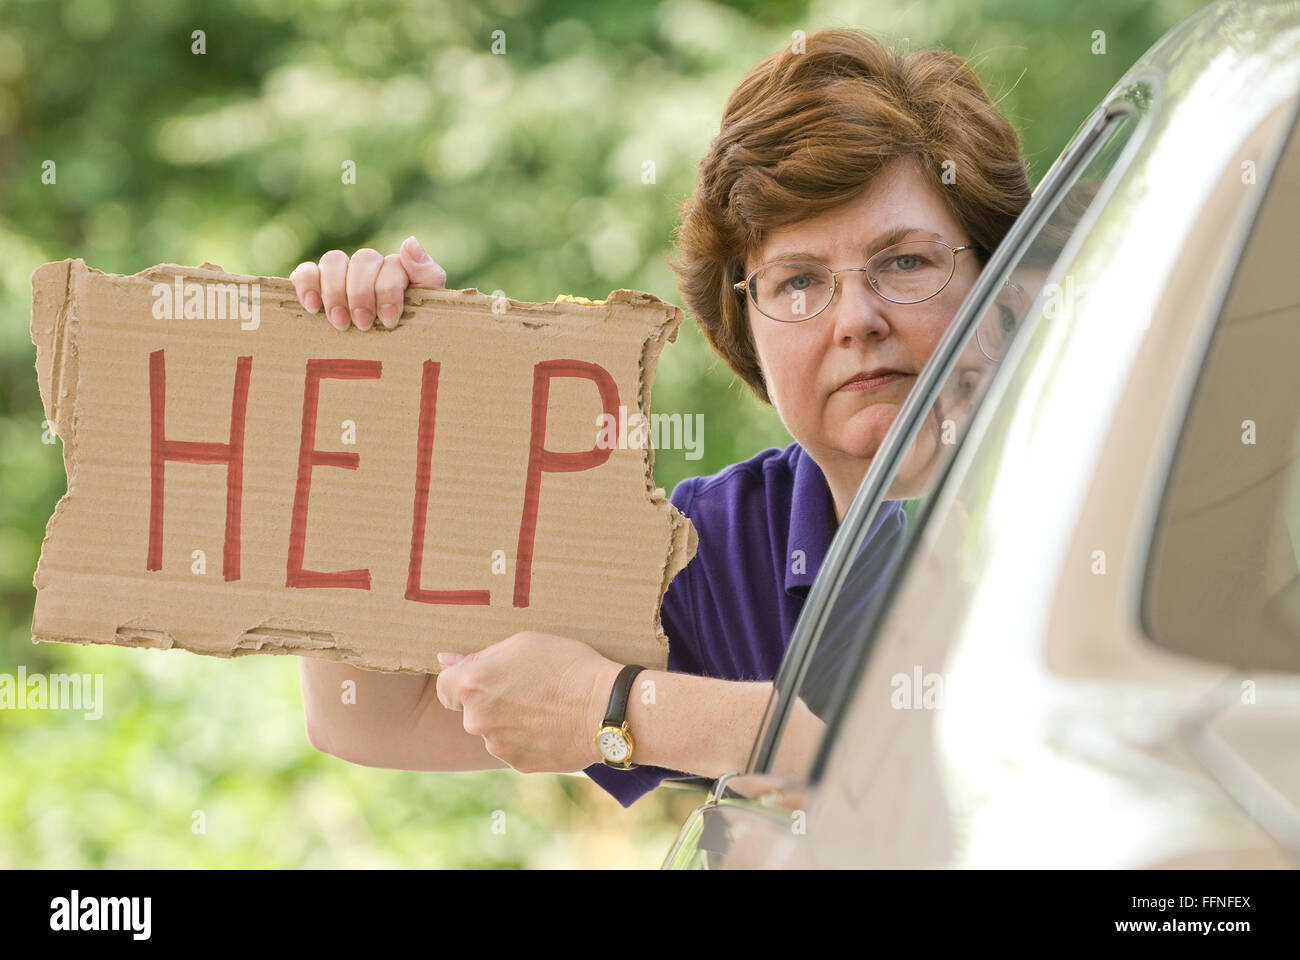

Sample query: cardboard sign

[29,259,697,673]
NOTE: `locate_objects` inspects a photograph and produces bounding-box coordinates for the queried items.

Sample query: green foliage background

[0,0,1207,868]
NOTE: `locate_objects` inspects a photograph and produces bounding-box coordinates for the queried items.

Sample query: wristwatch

[594,664,646,769]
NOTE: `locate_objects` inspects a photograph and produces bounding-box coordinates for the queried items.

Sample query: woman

[294,28,1031,808]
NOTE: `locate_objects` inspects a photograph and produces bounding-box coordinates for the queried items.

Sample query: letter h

[147,349,252,580]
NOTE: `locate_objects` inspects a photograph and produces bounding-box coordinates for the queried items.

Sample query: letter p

[514,359,619,607]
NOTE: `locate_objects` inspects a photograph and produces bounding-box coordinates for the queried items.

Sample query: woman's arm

[302,648,824,779]
[299,658,508,771]
[423,632,827,779]
[614,668,824,779]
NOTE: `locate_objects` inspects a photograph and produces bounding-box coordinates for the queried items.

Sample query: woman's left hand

[435,632,623,774]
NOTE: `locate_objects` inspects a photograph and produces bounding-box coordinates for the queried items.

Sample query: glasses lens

[976,282,1027,359]
[750,261,834,321]
[867,241,955,304]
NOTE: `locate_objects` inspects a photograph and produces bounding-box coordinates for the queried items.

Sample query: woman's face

[745,156,982,488]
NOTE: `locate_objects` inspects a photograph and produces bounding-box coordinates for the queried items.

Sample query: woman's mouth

[835,369,911,393]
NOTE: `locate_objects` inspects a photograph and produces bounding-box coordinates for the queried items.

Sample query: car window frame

[747,94,1148,777]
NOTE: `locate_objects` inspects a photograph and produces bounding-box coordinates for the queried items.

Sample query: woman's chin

[831,406,898,459]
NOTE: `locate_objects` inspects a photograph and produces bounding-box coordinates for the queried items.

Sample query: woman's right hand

[290,235,448,331]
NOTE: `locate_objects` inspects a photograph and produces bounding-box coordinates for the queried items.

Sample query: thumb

[436,651,466,669]
[400,236,448,289]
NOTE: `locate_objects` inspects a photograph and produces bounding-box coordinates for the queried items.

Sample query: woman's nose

[830,270,892,341]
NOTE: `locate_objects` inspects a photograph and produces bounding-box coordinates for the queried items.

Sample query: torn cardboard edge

[29,258,699,673]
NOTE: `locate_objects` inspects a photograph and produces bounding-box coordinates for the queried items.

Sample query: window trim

[748,95,1148,777]
[801,100,1149,785]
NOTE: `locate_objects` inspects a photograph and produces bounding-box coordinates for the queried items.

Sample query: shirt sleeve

[582,477,707,808]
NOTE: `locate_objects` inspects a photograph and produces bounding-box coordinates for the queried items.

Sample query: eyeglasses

[734,239,974,323]
[975,281,1027,361]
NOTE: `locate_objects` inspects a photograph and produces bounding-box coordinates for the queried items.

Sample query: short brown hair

[668,29,1032,404]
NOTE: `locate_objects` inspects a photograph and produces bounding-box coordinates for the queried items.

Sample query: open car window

[751,100,1145,785]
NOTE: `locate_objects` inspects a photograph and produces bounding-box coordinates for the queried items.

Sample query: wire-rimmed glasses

[975,280,1028,361]
[735,239,973,323]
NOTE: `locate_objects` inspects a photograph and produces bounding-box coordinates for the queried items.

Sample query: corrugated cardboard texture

[30,259,697,673]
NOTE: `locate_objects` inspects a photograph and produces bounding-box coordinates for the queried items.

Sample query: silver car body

[665,0,1300,869]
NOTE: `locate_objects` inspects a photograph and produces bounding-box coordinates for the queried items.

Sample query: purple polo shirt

[582,441,906,808]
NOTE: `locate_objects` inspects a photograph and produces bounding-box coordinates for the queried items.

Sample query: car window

[755,102,1144,783]
[1143,111,1300,668]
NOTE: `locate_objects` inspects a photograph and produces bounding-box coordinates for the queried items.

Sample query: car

[662,0,1300,869]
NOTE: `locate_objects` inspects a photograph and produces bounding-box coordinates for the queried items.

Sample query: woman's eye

[892,255,921,270]
[998,303,1016,332]
[781,274,816,292]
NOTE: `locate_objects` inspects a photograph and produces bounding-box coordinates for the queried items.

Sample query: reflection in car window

[1144,116,1300,668]
[764,108,1140,782]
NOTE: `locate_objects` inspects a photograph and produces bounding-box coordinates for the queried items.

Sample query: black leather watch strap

[603,664,646,727]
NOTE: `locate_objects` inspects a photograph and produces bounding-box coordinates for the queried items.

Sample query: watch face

[598,728,630,762]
